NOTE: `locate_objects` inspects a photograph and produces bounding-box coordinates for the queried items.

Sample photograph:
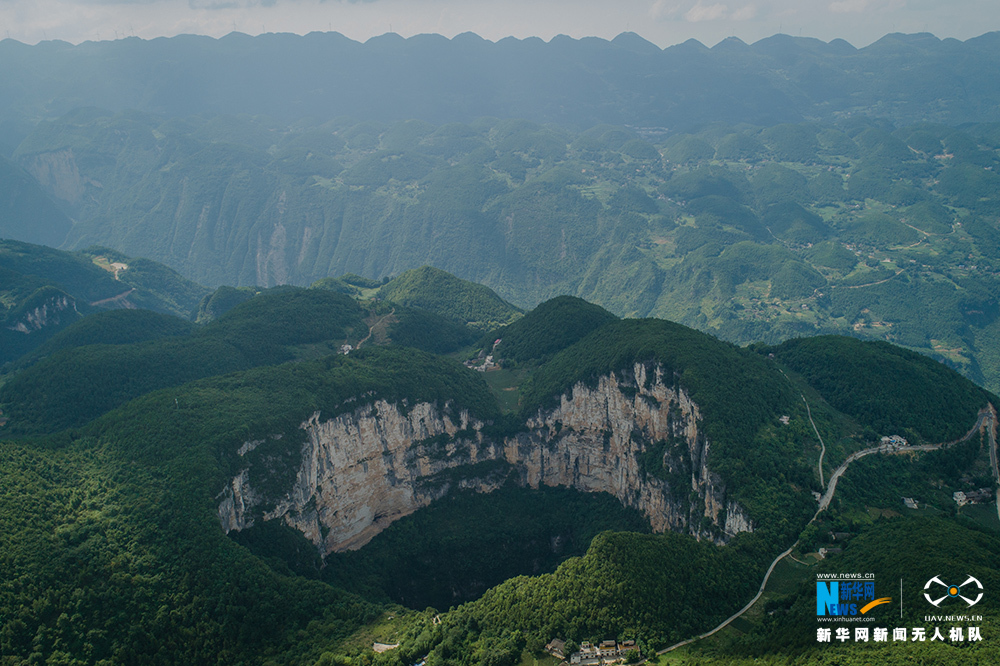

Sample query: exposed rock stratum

[218,362,753,555]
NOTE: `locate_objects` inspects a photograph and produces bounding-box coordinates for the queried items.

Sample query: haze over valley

[1,23,1000,666]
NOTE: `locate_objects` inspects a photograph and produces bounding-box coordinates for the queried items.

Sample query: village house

[570,642,601,665]
[879,435,908,451]
[598,640,618,658]
[966,488,994,503]
[545,639,566,660]
[565,639,636,665]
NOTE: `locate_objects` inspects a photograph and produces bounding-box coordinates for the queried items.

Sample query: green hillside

[16,110,1000,392]
[385,306,480,355]
[0,286,996,665]
[0,240,209,366]
[773,336,986,443]
[11,309,196,369]
[0,288,367,434]
[323,486,652,611]
[0,346,497,665]
[378,266,523,331]
[493,295,618,364]
[672,518,1000,665]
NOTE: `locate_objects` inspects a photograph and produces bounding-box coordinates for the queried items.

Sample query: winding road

[659,403,997,656]
[355,308,395,350]
[802,396,827,489]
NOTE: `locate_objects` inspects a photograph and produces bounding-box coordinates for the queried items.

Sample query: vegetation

[2,28,1000,666]
[387,306,479,355]
[0,239,209,366]
[0,288,368,433]
[773,336,990,443]
[13,109,1000,392]
[493,296,618,365]
[0,280,995,665]
[9,308,195,370]
[0,154,71,247]
[324,485,652,611]
[379,267,523,331]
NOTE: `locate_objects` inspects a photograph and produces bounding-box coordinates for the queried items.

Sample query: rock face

[6,292,78,333]
[20,149,87,209]
[218,362,754,555]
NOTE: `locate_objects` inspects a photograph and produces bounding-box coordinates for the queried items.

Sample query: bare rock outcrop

[218,362,754,555]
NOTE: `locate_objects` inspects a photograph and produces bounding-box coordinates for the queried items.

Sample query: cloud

[685,1,728,22]
[828,0,870,12]
[730,3,757,20]
[649,0,683,20]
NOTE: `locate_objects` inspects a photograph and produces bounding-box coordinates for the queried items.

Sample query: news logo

[817,578,892,616]
[923,576,983,607]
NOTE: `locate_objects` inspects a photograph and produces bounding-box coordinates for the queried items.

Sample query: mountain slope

[0,240,209,365]
[0,288,367,433]
[378,266,523,331]
[18,111,1000,392]
[0,288,995,664]
[492,295,618,364]
[2,31,1000,133]
[0,154,72,246]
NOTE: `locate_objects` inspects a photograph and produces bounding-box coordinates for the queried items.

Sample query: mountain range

[2,27,1000,666]
[0,263,996,664]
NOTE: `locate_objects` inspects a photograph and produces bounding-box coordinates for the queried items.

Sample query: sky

[0,0,998,49]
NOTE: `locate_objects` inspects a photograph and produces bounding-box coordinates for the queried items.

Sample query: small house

[545,639,565,659]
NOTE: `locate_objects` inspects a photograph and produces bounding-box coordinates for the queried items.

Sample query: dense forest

[7,108,1000,392]
[2,26,1000,666]
[0,277,996,665]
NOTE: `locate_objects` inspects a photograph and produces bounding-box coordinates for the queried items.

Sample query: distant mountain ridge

[2,30,1000,152]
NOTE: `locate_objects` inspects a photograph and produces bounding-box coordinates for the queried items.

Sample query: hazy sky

[1,0,998,48]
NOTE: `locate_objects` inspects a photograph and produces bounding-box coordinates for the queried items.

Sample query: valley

[0,26,999,666]
[0,265,996,665]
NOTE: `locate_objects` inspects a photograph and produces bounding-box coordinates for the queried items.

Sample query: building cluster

[879,435,908,451]
[463,354,497,372]
[464,339,503,372]
[953,488,994,506]
[545,639,638,665]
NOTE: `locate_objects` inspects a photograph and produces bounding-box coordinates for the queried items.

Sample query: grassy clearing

[483,367,529,412]
[959,502,1000,532]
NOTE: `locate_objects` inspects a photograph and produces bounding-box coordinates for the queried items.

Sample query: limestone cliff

[20,149,88,209]
[5,291,78,334]
[218,362,754,555]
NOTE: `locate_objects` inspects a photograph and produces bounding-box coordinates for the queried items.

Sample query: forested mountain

[2,26,1000,666]
[0,284,996,664]
[13,108,1000,389]
[2,30,1000,153]
[0,154,72,246]
[0,240,208,365]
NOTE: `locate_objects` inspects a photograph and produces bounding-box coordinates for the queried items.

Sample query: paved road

[658,403,996,657]
[802,396,827,489]
[659,544,796,654]
[986,404,1000,524]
